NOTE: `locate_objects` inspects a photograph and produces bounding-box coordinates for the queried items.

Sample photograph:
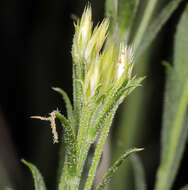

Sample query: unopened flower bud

[84,19,109,63]
[72,5,109,66]
[72,6,92,61]
[116,44,134,81]
[84,55,100,99]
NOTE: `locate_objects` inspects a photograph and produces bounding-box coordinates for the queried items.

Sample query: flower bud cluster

[72,6,135,101]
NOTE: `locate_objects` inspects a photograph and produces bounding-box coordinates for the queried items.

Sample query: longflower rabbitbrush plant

[23,5,145,190]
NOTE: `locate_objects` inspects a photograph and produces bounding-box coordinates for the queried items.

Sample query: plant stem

[77,104,90,152]
[58,159,68,190]
[68,143,91,190]
[84,113,113,190]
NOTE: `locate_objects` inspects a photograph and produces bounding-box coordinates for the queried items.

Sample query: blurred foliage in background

[0,0,188,190]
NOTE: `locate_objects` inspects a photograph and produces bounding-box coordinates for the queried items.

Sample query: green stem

[73,61,84,129]
[58,159,68,190]
[84,113,113,190]
[77,104,90,152]
[69,143,91,190]
[77,143,91,175]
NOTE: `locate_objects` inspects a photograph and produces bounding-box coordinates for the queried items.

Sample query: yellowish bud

[99,43,116,92]
[78,6,92,54]
[72,6,92,61]
[84,55,101,99]
[116,44,134,81]
[84,19,109,63]
[72,5,109,66]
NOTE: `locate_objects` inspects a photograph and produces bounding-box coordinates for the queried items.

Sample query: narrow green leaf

[105,0,117,32]
[89,86,116,140]
[53,88,73,184]
[162,61,172,73]
[133,0,158,49]
[105,0,116,17]
[72,62,82,129]
[93,84,102,100]
[85,78,143,190]
[180,185,188,190]
[125,77,145,97]
[76,91,108,179]
[136,0,182,59]
[90,77,144,141]
[106,0,139,42]
[154,6,188,190]
[56,113,77,176]
[77,103,90,152]
[72,63,78,125]
[118,0,139,38]
[76,102,94,177]
[89,95,106,131]
[84,111,114,190]
[131,155,146,190]
[52,87,75,128]
[22,160,47,190]
[58,158,68,190]
[96,148,143,190]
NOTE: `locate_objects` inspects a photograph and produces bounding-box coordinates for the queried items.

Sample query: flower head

[72,6,136,101]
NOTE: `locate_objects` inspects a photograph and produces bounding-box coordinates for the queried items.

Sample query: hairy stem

[84,113,113,190]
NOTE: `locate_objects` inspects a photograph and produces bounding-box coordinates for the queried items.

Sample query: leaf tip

[52,87,59,92]
[21,158,25,163]
[135,147,144,152]
[21,159,29,167]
